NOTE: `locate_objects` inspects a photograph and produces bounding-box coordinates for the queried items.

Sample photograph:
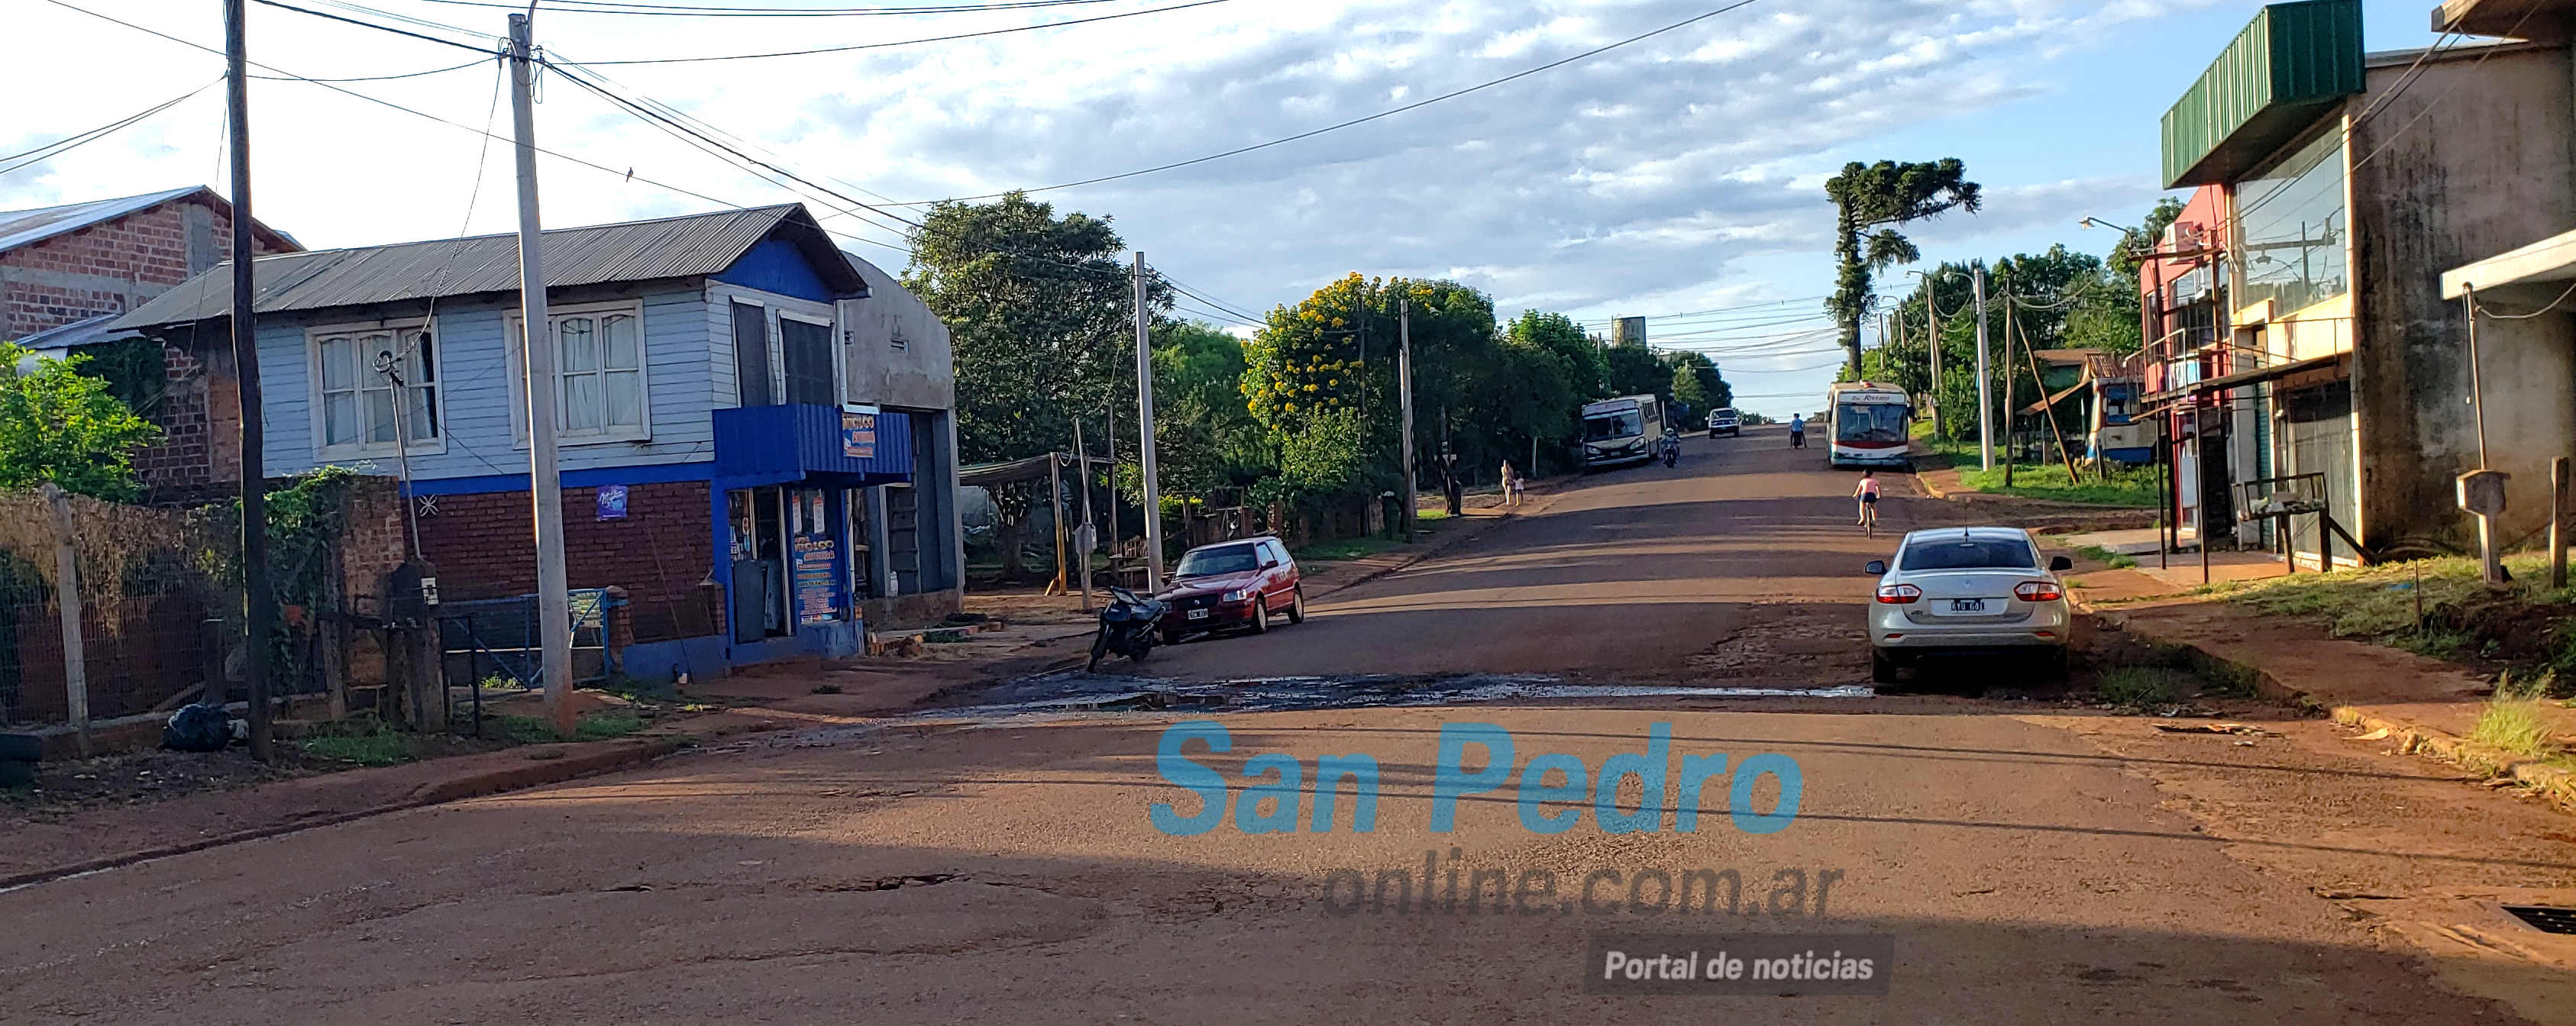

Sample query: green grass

[2074,545,2140,570]
[1294,535,1407,563]
[1953,461,2160,507]
[491,711,649,744]
[2095,666,2190,708]
[2203,553,2554,641]
[299,724,415,766]
[2473,699,2557,757]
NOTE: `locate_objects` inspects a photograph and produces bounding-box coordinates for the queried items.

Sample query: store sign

[842,411,878,460]
[794,536,839,625]
[596,484,628,521]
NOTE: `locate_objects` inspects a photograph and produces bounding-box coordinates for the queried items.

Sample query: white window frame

[306,318,448,460]
[507,300,652,447]
[777,308,842,407]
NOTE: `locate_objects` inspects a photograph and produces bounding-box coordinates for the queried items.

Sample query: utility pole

[1073,416,1094,611]
[509,13,575,736]
[1132,253,1165,586]
[2002,298,2018,487]
[1399,295,1417,542]
[1925,276,1942,441]
[225,0,275,763]
[1105,410,1119,579]
[1972,264,1994,472]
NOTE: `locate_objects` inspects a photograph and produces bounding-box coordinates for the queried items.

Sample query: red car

[1159,536,1305,643]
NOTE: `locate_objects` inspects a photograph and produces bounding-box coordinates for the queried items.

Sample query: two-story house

[1,186,301,504]
[112,202,964,680]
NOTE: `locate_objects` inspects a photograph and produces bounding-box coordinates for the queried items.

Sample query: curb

[0,738,680,895]
[2083,605,2576,807]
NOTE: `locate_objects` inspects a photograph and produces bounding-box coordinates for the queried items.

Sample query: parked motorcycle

[1088,586,1168,672]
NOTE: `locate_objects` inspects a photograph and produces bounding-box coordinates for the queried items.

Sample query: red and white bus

[1826,381,1912,469]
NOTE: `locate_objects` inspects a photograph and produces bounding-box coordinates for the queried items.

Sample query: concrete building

[112,203,963,681]
[2145,0,2576,563]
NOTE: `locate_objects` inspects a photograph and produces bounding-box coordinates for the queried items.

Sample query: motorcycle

[1660,434,1680,467]
[1088,586,1168,672]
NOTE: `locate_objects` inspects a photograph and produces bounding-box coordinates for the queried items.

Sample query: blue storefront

[710,403,914,664]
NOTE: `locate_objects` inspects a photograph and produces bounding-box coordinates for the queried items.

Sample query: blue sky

[2,1,2467,418]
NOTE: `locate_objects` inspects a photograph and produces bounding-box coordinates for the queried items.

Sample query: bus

[1580,395,1666,469]
[1825,381,1912,469]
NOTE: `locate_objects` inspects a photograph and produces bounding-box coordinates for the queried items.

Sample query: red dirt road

[4,428,2571,1024]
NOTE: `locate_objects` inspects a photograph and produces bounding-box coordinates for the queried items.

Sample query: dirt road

[5,426,2571,1024]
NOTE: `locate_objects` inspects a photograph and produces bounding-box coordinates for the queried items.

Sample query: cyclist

[1854,469,1881,528]
[1789,414,1806,450]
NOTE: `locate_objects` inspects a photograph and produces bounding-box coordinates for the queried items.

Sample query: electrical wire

[2472,279,2576,321]
[399,0,1158,15]
[0,79,221,174]
[573,0,1236,64]
[254,56,493,81]
[899,0,1769,202]
[250,0,502,54]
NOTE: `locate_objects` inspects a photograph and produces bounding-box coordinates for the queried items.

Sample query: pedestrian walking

[1500,460,1523,507]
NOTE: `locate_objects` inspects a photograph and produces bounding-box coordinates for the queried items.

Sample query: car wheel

[1286,588,1306,624]
[1162,628,1183,647]
[1249,598,1269,634]
[2039,647,2070,682]
[1870,648,1902,686]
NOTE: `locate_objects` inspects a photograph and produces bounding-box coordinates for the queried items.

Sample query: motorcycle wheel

[1131,635,1155,663]
[1087,628,1110,673]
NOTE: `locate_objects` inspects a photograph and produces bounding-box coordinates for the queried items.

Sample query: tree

[1824,159,1982,375]
[0,344,162,501]
[1602,344,1667,399]
[904,191,1170,464]
[1150,320,1272,495]
[2063,197,2187,355]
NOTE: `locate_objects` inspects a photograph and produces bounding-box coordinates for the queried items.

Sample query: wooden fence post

[40,485,89,756]
[2552,456,2569,591]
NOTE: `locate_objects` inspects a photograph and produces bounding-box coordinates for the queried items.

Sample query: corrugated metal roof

[0,186,300,255]
[12,314,141,352]
[113,202,864,331]
[2161,0,2364,189]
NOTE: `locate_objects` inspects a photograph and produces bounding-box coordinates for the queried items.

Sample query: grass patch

[2393,628,2474,660]
[2473,699,2557,757]
[2095,666,2191,708]
[491,710,651,744]
[1954,461,2160,507]
[1415,508,1453,524]
[574,711,646,740]
[299,723,415,766]
[1294,535,1406,563]
[2074,544,2139,570]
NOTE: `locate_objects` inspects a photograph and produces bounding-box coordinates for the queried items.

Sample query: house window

[890,329,909,353]
[510,303,650,444]
[2232,129,2347,317]
[312,326,440,455]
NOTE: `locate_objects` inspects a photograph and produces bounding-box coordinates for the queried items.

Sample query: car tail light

[2015,581,2064,602]
[1875,583,1921,604]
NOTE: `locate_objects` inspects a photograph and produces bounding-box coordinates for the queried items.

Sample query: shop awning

[2442,227,2576,308]
[2142,351,2347,409]
[712,403,913,489]
[2434,0,2576,42]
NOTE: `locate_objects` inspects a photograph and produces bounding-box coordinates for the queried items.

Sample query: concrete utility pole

[225,0,276,762]
[509,13,576,735]
[1132,253,1165,586]
[1973,264,1994,472]
[1399,295,1417,543]
[1912,269,1944,442]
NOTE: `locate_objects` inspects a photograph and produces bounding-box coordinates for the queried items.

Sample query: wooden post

[1048,453,1068,597]
[2019,320,2082,482]
[2155,417,2171,571]
[2553,457,2569,591]
[40,485,89,756]
[2002,300,2018,487]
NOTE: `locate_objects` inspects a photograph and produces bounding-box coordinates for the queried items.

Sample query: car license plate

[1949,599,1986,613]
[1187,608,1210,620]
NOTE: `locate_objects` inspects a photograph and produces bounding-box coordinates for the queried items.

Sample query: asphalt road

[4,424,2568,1024]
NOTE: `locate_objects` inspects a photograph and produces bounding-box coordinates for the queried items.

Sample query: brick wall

[413,480,720,643]
[1,193,291,504]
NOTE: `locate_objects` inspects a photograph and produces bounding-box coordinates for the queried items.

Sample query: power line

[0,79,221,175]
[399,0,1158,16]
[250,0,501,53]
[573,0,1236,64]
[899,0,1770,202]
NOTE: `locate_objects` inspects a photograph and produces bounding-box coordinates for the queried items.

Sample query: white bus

[1581,395,1666,469]
[1826,381,1912,469]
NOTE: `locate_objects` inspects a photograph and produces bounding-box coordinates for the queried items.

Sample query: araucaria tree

[1824,159,1981,376]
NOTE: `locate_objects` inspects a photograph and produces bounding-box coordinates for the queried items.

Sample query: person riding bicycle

[1789,414,1806,449]
[1854,469,1881,525]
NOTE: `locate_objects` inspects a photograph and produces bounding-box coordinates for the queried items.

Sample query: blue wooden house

[114,203,965,680]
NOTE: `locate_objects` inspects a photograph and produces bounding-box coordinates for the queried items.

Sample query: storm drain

[2502,905,2576,934]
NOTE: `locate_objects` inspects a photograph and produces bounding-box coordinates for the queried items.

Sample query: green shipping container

[2161,0,2364,189]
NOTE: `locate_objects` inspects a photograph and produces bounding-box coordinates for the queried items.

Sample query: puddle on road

[912,671,1874,721]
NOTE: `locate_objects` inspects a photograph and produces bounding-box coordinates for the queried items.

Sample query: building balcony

[711,402,914,489]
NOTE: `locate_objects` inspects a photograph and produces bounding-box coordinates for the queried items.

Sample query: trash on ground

[2154,721,2277,737]
[2351,727,2393,741]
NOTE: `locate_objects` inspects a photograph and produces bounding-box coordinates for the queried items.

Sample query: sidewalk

[2067,560,2576,805]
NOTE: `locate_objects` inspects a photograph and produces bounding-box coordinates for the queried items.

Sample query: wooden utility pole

[1047,453,1068,596]
[1925,279,1943,441]
[2018,307,2082,482]
[1399,295,1417,543]
[2552,456,2569,590]
[1074,417,1094,610]
[2002,297,2017,487]
[508,13,576,735]
[225,0,276,761]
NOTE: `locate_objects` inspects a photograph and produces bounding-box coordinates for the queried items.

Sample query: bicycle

[1858,496,1879,537]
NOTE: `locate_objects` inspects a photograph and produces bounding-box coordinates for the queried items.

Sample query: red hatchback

[1159,537,1304,644]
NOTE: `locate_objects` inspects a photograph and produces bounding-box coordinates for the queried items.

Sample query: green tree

[1602,344,1667,399]
[1824,159,1982,375]
[2062,197,2187,355]
[1149,320,1273,495]
[903,191,1170,463]
[0,343,163,501]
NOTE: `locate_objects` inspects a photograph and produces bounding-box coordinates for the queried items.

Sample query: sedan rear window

[1899,537,2038,571]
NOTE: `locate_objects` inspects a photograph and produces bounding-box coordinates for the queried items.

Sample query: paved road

[4,425,2568,1024]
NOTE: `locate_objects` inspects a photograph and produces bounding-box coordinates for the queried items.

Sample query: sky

[5,0,2458,417]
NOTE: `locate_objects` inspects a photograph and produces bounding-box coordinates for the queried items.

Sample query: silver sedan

[1864,527,2075,685]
